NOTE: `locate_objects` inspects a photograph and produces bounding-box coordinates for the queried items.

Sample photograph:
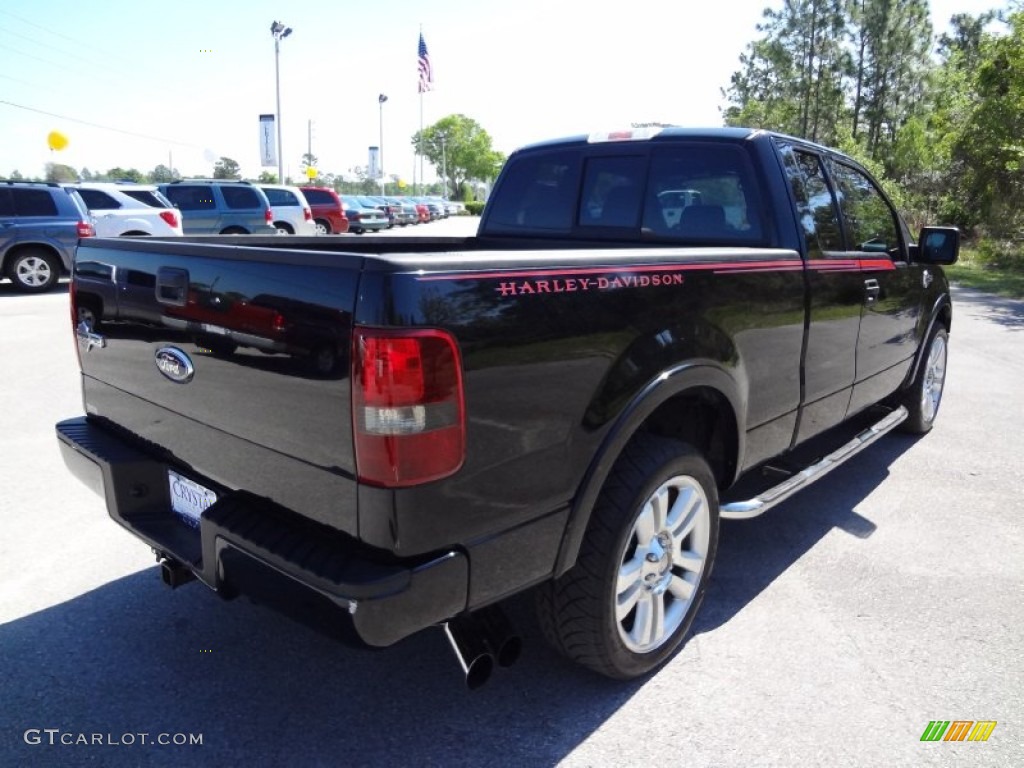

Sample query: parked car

[158,180,276,235]
[1,179,94,292]
[398,197,431,224]
[300,186,349,234]
[355,196,394,228]
[411,196,445,220]
[65,182,182,238]
[259,184,316,235]
[381,196,419,226]
[339,196,389,234]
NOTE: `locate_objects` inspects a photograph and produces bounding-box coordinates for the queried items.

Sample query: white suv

[258,184,316,235]
[65,183,183,237]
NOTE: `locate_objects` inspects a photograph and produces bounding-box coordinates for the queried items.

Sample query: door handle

[864,278,881,303]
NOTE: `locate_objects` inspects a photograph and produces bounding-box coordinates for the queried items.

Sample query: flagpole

[419,92,424,196]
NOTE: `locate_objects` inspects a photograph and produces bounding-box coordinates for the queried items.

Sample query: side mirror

[914,226,960,265]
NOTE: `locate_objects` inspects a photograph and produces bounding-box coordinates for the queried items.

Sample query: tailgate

[73,238,364,534]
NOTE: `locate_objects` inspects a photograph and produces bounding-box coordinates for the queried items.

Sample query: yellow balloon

[47,131,69,151]
[305,167,318,179]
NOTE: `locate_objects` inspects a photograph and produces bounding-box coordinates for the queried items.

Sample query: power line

[0,98,200,148]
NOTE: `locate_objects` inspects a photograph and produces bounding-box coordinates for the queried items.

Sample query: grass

[945,247,1024,300]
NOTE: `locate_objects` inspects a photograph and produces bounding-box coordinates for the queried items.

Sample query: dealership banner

[368,146,380,179]
[259,114,276,167]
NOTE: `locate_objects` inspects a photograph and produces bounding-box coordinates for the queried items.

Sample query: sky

[0,0,1009,184]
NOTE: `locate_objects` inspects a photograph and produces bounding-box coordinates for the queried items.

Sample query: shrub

[465,201,485,216]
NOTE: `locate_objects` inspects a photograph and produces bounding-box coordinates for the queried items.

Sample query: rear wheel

[220,226,247,235]
[275,222,294,234]
[536,436,719,679]
[6,249,60,293]
[314,219,330,235]
[901,327,948,434]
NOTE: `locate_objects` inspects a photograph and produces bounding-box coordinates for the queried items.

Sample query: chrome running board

[720,406,908,520]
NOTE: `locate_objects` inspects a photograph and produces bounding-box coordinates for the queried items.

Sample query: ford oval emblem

[155,347,195,384]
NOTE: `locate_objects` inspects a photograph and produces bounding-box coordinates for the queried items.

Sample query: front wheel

[536,436,719,679]
[901,326,948,434]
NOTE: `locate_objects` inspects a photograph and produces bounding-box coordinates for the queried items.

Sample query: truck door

[776,143,862,443]
[825,159,925,414]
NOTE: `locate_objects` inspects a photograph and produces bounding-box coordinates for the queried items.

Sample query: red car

[300,186,349,234]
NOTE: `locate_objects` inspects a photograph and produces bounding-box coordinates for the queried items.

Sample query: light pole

[378,94,388,194]
[437,132,448,199]
[270,20,292,184]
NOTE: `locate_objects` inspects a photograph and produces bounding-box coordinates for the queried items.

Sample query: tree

[80,167,93,181]
[411,114,505,196]
[256,170,278,183]
[149,164,176,183]
[213,156,241,179]
[953,10,1024,239]
[9,169,24,180]
[45,162,79,182]
[104,167,144,182]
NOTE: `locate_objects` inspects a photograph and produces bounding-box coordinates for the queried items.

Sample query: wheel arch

[2,241,65,275]
[553,363,744,577]
[903,293,953,391]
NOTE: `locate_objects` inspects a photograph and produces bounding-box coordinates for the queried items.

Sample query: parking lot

[0,240,1021,766]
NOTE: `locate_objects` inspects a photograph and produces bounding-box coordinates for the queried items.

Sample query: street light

[378,94,388,194]
[270,20,292,184]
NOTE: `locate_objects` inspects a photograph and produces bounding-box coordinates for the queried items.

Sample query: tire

[901,326,948,434]
[77,302,100,330]
[314,220,331,235]
[274,222,294,235]
[120,231,149,237]
[220,227,247,235]
[536,436,719,679]
[6,249,61,293]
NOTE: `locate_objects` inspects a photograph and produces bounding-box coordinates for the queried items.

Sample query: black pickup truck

[56,127,958,687]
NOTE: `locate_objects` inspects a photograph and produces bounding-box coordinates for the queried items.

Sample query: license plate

[168,470,217,528]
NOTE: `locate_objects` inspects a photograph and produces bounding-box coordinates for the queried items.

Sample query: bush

[975,238,1024,271]
[465,201,485,216]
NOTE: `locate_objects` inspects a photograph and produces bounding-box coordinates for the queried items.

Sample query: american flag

[418,33,432,93]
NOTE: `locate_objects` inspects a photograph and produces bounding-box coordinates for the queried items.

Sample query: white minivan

[259,184,316,235]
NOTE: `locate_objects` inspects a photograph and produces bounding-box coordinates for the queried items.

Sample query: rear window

[484,142,765,243]
[263,188,298,206]
[221,186,262,209]
[10,188,59,216]
[484,150,581,233]
[122,189,173,208]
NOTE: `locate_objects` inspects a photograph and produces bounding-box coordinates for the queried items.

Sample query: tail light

[352,328,465,487]
[77,221,95,238]
[159,210,180,229]
[265,208,274,223]
[303,207,312,221]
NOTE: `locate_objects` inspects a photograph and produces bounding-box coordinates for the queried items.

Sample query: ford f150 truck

[56,127,959,687]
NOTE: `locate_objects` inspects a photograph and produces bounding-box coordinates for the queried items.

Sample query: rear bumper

[55,416,468,647]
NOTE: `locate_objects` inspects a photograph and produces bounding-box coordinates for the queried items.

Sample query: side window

[483,150,581,233]
[222,186,261,209]
[303,189,328,204]
[643,144,764,243]
[77,189,121,210]
[0,189,13,216]
[263,188,295,206]
[777,144,843,255]
[578,155,646,228]
[11,189,59,216]
[164,186,215,211]
[828,161,902,258]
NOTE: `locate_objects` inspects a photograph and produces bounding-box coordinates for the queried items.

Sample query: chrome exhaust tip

[443,617,495,690]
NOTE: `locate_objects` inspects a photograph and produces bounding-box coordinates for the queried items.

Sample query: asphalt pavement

[0,227,1021,767]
